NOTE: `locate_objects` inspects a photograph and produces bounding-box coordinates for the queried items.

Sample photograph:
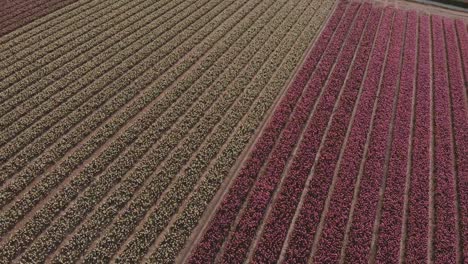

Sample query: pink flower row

[342,8,406,263]
[189,3,468,263]
[258,3,374,262]
[449,19,468,263]
[310,6,393,263]
[232,3,372,262]
[187,1,350,262]
[431,15,458,264]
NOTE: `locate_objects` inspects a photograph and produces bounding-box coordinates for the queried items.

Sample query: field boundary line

[277,3,365,261]
[143,1,313,259]
[177,1,341,262]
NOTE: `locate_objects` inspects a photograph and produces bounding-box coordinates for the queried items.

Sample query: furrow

[0,0,184,146]
[186,1,352,262]
[431,15,458,264]
[374,10,416,263]
[0,0,223,201]
[145,2,335,262]
[399,10,419,264]
[444,17,467,264]
[0,0,230,240]
[45,0,283,261]
[367,10,407,264]
[340,7,403,262]
[455,20,468,90]
[405,14,431,264]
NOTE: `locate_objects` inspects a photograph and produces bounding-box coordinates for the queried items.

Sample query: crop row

[219,3,367,263]
[0,0,244,238]
[446,18,468,262]
[405,14,432,264]
[0,0,177,129]
[341,9,405,263]
[39,0,298,262]
[311,6,393,264]
[187,1,348,262]
[0,0,137,87]
[189,4,467,263]
[0,0,231,205]
[374,10,416,263]
[0,0,195,156]
[431,15,458,263]
[0,0,181,131]
[147,3,334,263]
[0,0,77,37]
[0,0,100,56]
[261,4,370,262]
[253,4,380,263]
[0,0,189,144]
[0,0,285,261]
[111,0,318,262]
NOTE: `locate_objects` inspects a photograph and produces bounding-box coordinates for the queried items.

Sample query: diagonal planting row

[0,0,185,131]
[0,0,254,253]
[0,0,78,37]
[0,0,235,216]
[220,2,371,263]
[0,0,334,262]
[188,0,353,261]
[188,1,467,263]
[25,0,299,261]
[149,2,333,263]
[0,0,111,63]
[0,0,208,180]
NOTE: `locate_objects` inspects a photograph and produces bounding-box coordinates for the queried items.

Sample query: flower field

[188,1,467,263]
[0,0,466,263]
